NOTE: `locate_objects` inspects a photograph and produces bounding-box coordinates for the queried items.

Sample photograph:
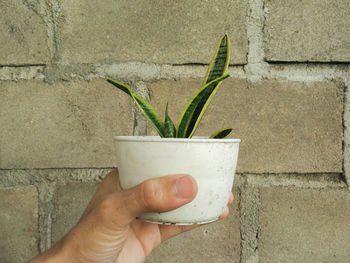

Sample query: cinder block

[264,0,350,62]
[0,0,49,65]
[0,78,133,168]
[259,187,350,262]
[145,188,240,263]
[0,186,39,262]
[51,182,99,244]
[59,0,248,64]
[148,78,343,173]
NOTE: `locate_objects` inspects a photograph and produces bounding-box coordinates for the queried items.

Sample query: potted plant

[107,33,240,225]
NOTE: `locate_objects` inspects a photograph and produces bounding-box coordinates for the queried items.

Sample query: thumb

[100,174,198,227]
[127,174,198,214]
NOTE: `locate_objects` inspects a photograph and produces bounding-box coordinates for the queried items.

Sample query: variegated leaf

[177,33,231,138]
[176,74,229,138]
[164,102,176,138]
[107,78,165,137]
[209,128,233,139]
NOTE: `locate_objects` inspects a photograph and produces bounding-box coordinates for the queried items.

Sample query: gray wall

[1,0,350,262]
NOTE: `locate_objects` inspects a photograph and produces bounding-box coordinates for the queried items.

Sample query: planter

[115,136,240,225]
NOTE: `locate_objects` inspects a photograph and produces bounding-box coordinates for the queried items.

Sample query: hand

[30,168,233,263]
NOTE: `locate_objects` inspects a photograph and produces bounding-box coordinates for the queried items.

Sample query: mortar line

[1,169,345,189]
[44,0,63,63]
[239,178,260,263]
[0,167,115,171]
[0,66,45,81]
[266,61,350,65]
[342,82,350,189]
[239,0,279,261]
[0,64,46,68]
[342,83,348,187]
[240,174,347,190]
[0,169,107,187]
[0,168,342,175]
[132,81,149,136]
[1,62,348,84]
[36,181,55,252]
[0,168,343,176]
[98,63,350,76]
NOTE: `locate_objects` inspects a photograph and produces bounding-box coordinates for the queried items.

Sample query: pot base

[137,217,220,226]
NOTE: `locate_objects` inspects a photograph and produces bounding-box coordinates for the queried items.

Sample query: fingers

[219,192,234,219]
[219,207,230,219]
[159,192,234,241]
[159,207,228,242]
[228,192,234,205]
[159,224,199,242]
[96,174,198,228]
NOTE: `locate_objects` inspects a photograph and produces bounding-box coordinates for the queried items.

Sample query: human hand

[30,168,233,263]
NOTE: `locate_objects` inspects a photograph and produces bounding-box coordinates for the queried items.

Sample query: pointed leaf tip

[164,102,176,138]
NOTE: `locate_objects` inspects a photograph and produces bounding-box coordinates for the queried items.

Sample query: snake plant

[107,33,232,139]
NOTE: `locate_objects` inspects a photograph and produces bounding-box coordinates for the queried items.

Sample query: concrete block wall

[0,0,349,262]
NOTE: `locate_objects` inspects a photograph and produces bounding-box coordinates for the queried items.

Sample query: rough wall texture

[0,0,349,262]
[264,0,350,62]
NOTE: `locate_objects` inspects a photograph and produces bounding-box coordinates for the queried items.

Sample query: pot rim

[114,136,240,143]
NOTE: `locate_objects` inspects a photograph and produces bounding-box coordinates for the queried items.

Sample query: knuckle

[140,179,164,210]
[96,194,118,220]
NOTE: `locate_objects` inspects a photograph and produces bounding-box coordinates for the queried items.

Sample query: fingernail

[175,176,194,199]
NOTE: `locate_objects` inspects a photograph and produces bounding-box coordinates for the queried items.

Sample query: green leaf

[164,102,176,138]
[106,78,133,96]
[202,32,231,86]
[176,74,229,138]
[209,128,233,139]
[177,33,231,138]
[107,78,165,137]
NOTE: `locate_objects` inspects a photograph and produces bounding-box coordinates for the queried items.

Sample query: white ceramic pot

[115,136,240,225]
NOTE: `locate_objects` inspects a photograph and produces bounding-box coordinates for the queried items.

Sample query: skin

[30,168,234,263]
